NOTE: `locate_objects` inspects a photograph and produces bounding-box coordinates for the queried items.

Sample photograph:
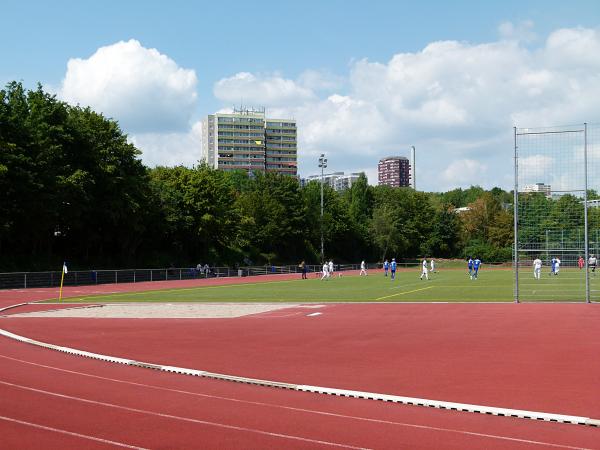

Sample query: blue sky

[2,0,600,190]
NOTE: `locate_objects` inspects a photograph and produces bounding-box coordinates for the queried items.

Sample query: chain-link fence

[0,263,376,290]
[514,123,600,302]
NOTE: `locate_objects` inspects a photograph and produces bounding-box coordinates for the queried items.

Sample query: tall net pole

[513,127,519,303]
[584,123,590,303]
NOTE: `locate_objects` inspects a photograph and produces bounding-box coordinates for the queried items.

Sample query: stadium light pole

[318,154,327,263]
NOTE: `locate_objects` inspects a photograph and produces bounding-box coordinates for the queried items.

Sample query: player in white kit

[321,262,329,280]
[533,257,542,279]
[420,259,429,280]
[360,260,367,276]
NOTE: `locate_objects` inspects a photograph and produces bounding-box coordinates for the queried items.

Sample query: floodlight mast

[318,154,327,263]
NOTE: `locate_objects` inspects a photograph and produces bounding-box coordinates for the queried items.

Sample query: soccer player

[578,256,584,270]
[554,257,561,275]
[533,257,542,279]
[360,260,367,276]
[430,258,435,273]
[299,260,307,279]
[420,259,429,280]
[472,257,481,280]
[549,257,557,276]
[390,258,397,280]
[589,254,597,273]
[321,262,329,280]
[328,260,334,278]
[467,257,473,279]
[383,259,389,277]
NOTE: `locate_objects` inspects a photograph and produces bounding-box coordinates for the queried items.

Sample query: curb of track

[0,309,598,428]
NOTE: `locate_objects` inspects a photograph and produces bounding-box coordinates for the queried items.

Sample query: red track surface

[1,276,599,449]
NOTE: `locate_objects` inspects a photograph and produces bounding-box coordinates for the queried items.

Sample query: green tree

[235,172,308,264]
[149,164,241,265]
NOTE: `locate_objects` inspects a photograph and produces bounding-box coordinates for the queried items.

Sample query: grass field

[55,267,599,303]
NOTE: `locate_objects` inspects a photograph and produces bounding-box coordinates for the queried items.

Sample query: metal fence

[0,259,505,291]
[0,263,375,290]
[513,123,600,303]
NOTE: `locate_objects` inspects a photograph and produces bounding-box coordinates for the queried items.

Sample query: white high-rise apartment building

[201,108,297,176]
[523,183,552,198]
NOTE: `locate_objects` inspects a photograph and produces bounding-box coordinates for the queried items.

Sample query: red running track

[1,337,599,449]
[1,276,600,448]
[2,303,600,417]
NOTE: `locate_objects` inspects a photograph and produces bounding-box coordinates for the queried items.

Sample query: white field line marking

[376,286,434,301]
[0,380,367,450]
[0,414,149,449]
[0,355,592,450]
[306,312,322,317]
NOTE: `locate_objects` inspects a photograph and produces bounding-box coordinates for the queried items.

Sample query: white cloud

[212,25,600,190]
[442,159,488,188]
[519,155,555,180]
[59,39,198,133]
[297,69,345,92]
[213,72,315,106]
[499,20,537,43]
[129,121,203,167]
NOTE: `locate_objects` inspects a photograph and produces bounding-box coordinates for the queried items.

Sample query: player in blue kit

[383,259,389,277]
[549,257,557,276]
[467,257,473,278]
[390,258,397,280]
[472,257,481,280]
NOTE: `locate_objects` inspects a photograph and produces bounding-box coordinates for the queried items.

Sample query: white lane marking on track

[0,414,148,449]
[0,354,591,450]
[0,380,368,450]
[306,312,322,317]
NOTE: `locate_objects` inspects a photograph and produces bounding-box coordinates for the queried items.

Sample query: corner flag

[59,261,67,301]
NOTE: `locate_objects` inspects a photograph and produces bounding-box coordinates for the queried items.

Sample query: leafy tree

[149,164,241,265]
[235,172,308,264]
[421,205,462,257]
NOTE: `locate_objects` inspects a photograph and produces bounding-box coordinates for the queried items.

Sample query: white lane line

[0,414,148,449]
[0,380,367,450]
[306,312,322,317]
[0,354,592,450]
[1,327,596,427]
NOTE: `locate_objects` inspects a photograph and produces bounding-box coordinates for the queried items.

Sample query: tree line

[6,82,592,271]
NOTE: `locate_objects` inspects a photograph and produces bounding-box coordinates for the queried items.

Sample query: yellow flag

[254,140,262,145]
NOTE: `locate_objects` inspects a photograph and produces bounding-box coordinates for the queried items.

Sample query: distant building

[302,171,366,192]
[522,183,551,198]
[334,173,363,191]
[582,199,600,208]
[453,206,472,214]
[201,108,297,176]
[378,156,411,187]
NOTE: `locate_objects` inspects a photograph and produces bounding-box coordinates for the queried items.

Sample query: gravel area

[8,303,299,319]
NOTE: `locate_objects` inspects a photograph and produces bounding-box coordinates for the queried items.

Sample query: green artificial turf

[54,267,598,303]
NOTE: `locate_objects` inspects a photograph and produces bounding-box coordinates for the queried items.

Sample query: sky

[2,0,600,191]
